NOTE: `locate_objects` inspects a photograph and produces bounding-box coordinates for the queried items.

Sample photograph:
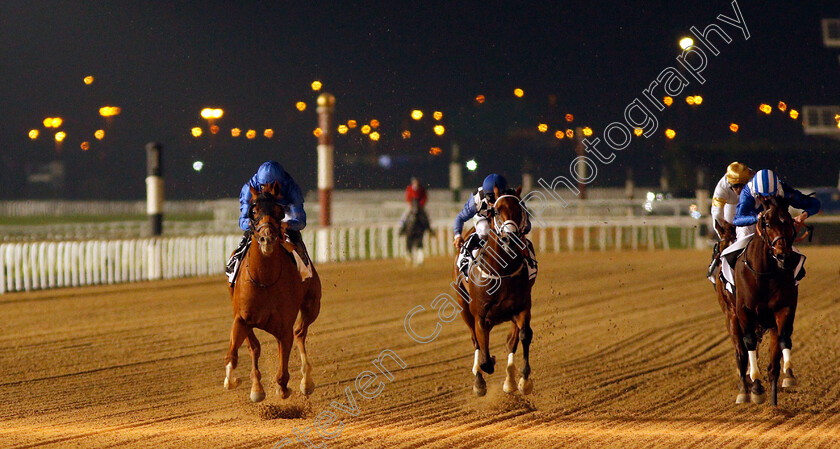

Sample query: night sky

[2,1,839,200]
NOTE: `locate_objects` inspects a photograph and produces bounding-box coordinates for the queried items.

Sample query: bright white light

[679,37,694,50]
[646,191,655,202]
[377,155,392,169]
[192,161,204,172]
[466,159,478,171]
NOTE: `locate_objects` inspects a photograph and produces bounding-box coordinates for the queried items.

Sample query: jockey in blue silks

[719,169,820,287]
[453,174,537,280]
[225,161,311,285]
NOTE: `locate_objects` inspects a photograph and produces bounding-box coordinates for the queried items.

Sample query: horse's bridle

[244,200,284,289]
[492,195,526,237]
[747,212,795,274]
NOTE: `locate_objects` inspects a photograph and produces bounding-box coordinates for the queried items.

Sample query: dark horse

[224,182,322,402]
[726,195,798,406]
[399,199,431,266]
[453,186,536,396]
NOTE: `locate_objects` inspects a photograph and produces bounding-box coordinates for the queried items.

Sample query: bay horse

[224,182,322,402]
[453,186,535,396]
[731,195,798,406]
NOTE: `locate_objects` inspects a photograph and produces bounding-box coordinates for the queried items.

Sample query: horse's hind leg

[224,318,248,390]
[245,328,265,402]
[295,286,321,395]
[767,329,782,406]
[503,322,520,394]
[275,331,294,399]
[514,309,534,395]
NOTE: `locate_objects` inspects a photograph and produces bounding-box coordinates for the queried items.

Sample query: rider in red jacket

[405,177,428,208]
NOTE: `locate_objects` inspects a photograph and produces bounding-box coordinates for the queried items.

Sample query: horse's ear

[515,185,522,197]
[493,186,501,199]
[249,185,259,201]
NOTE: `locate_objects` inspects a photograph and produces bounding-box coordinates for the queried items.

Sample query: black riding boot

[226,230,251,286]
[707,241,721,279]
[286,229,311,267]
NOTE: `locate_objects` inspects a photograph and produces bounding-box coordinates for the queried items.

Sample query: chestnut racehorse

[453,186,536,396]
[730,195,798,406]
[224,182,322,402]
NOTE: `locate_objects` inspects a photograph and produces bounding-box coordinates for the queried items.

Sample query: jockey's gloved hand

[453,235,463,249]
[794,211,809,225]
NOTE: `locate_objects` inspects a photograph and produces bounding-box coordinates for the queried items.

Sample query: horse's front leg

[737,307,765,404]
[275,331,293,399]
[245,328,265,402]
[776,306,797,389]
[224,318,248,390]
[726,313,750,404]
[514,309,533,395]
[503,321,520,394]
[475,317,495,375]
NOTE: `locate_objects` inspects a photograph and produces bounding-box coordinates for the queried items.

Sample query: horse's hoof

[250,390,266,403]
[518,377,534,395]
[751,391,766,404]
[473,384,487,397]
[503,379,517,394]
[300,378,315,396]
[474,375,487,397]
[224,377,240,390]
[735,393,749,404]
[782,377,797,388]
[276,386,291,399]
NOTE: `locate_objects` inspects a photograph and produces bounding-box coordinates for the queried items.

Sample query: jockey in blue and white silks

[718,169,820,288]
[226,161,311,284]
[453,174,537,280]
[237,161,306,232]
[732,169,820,239]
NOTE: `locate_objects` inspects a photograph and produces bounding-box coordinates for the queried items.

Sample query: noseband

[492,195,525,236]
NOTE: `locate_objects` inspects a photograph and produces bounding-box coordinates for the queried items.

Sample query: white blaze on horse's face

[252,202,280,256]
[493,194,523,236]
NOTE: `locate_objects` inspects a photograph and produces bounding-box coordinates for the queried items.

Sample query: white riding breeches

[474,216,490,239]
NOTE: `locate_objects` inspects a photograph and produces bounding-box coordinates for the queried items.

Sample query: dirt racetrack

[2,247,840,448]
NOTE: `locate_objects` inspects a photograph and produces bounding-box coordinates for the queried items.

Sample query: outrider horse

[400,199,431,266]
[729,195,798,406]
[224,182,322,402]
[453,186,535,396]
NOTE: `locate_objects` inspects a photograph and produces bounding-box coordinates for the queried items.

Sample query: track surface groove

[1,248,839,448]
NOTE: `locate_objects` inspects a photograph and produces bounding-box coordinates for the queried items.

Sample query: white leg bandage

[782,348,791,374]
[472,349,480,376]
[748,350,759,381]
